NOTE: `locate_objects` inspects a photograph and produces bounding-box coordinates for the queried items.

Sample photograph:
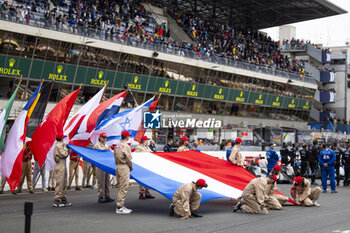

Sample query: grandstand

[0,0,347,146]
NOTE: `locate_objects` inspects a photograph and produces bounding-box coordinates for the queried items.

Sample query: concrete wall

[330,50,347,120]
[279,25,296,42]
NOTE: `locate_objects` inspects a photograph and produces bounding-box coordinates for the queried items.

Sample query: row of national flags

[0,80,159,191]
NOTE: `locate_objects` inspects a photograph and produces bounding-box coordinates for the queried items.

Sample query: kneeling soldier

[169,179,208,219]
[291,176,321,207]
[234,174,277,214]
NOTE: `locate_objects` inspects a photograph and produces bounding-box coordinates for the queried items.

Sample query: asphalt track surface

[0,182,350,233]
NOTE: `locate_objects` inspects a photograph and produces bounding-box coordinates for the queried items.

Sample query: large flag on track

[90,97,154,146]
[70,90,127,147]
[26,81,54,138]
[0,80,21,153]
[64,86,106,141]
[1,84,41,191]
[67,145,295,204]
[31,88,80,170]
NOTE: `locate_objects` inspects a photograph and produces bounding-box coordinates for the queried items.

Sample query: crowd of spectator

[281,38,331,54]
[308,60,335,72]
[1,0,312,78]
[1,0,170,44]
[43,0,161,42]
[321,107,336,122]
[318,87,336,92]
[168,6,306,77]
[0,1,34,24]
[337,119,348,125]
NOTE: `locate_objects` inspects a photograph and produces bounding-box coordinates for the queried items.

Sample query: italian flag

[1,83,41,191]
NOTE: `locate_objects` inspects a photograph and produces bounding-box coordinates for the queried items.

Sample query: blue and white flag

[90,97,154,146]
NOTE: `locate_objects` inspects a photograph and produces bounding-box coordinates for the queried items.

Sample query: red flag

[31,89,80,168]
[134,99,159,143]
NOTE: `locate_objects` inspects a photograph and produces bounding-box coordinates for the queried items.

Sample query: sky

[260,0,350,47]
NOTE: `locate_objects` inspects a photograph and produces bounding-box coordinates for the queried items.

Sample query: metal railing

[280,43,307,51]
[0,14,314,84]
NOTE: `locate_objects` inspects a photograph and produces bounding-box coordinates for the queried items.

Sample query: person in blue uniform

[226,140,233,161]
[266,143,279,176]
[318,144,337,193]
[192,142,200,152]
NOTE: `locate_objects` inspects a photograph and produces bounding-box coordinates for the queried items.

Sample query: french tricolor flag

[67,145,291,202]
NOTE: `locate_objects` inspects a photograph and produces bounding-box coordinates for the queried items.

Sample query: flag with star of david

[89,97,154,146]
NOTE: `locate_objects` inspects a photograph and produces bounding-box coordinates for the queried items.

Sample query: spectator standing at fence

[25,6,31,25]
[56,14,62,31]
[9,3,16,21]
[0,1,9,20]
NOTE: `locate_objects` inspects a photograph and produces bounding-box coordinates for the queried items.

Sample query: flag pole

[0,179,6,193]
[33,163,45,190]
[127,86,139,106]
[100,84,108,103]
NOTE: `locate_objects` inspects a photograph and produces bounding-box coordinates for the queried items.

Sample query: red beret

[56,132,65,139]
[273,165,281,171]
[141,136,149,141]
[235,138,242,144]
[100,133,107,138]
[294,176,303,184]
[196,179,208,188]
[122,131,131,137]
[181,136,188,142]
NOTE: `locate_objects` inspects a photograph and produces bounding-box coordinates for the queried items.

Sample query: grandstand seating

[0,0,312,82]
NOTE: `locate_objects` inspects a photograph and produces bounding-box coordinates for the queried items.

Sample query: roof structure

[160,0,347,29]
